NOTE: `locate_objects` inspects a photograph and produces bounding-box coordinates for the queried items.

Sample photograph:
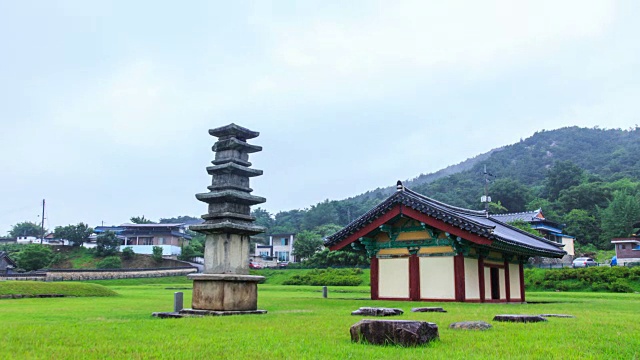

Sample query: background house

[93,223,192,256]
[254,233,296,263]
[16,236,40,244]
[42,233,70,246]
[492,209,575,260]
[0,237,16,245]
[612,221,640,265]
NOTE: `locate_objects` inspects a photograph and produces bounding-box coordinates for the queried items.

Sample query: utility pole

[40,199,45,243]
[481,166,492,216]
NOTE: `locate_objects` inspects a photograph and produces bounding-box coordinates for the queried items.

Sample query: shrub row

[282,268,364,286]
[525,267,640,293]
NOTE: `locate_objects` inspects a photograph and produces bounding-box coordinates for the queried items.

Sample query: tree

[95,231,121,257]
[152,246,164,263]
[302,200,339,230]
[54,223,93,246]
[599,190,640,248]
[189,234,205,254]
[130,216,154,224]
[292,230,324,261]
[122,247,135,260]
[313,224,343,238]
[16,244,53,271]
[9,221,44,238]
[489,178,533,213]
[557,182,611,213]
[563,209,599,246]
[158,215,201,224]
[487,201,508,214]
[178,245,197,261]
[251,208,274,243]
[272,209,305,234]
[543,161,585,200]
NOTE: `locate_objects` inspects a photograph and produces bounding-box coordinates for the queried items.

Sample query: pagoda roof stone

[212,137,262,153]
[190,221,266,235]
[206,163,263,177]
[209,123,259,140]
[196,190,266,206]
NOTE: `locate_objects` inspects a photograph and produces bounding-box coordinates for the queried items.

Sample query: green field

[1,276,639,359]
[0,281,118,297]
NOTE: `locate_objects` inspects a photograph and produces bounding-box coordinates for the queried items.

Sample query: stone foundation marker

[350,320,439,346]
[411,307,447,313]
[351,307,404,316]
[449,321,492,330]
[493,314,547,323]
[539,314,575,318]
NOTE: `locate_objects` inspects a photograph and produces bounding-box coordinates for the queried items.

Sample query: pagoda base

[188,273,265,311]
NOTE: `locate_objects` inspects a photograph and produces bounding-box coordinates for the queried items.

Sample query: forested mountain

[254,126,640,252]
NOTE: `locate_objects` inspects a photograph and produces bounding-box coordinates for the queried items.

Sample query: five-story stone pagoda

[184,123,267,316]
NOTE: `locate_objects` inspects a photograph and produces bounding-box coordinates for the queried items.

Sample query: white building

[254,233,296,263]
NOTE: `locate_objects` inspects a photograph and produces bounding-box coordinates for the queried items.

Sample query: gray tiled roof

[491,210,543,223]
[325,185,565,258]
[0,251,18,267]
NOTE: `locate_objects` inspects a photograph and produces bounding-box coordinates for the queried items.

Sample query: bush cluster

[282,268,363,286]
[525,267,640,293]
[96,256,122,269]
[121,247,135,260]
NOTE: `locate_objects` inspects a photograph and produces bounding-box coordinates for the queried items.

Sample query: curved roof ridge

[403,188,487,216]
[492,209,539,217]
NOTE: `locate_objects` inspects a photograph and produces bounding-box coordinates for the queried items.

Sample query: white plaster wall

[464,258,480,300]
[499,268,506,299]
[419,256,455,300]
[378,258,409,299]
[562,237,575,256]
[509,264,521,300]
[484,267,491,298]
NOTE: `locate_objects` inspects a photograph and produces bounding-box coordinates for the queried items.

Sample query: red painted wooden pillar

[409,254,420,301]
[478,255,485,303]
[454,254,465,302]
[519,262,525,302]
[370,256,379,300]
[504,260,511,302]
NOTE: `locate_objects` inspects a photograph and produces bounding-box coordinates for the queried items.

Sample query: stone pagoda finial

[190,123,266,236]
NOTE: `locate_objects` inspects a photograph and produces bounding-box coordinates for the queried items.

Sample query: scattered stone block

[449,321,492,330]
[350,320,439,346]
[411,307,447,313]
[539,314,575,318]
[351,307,404,316]
[493,314,547,323]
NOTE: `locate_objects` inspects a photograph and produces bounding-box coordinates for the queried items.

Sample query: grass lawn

[1,277,639,359]
[0,281,117,297]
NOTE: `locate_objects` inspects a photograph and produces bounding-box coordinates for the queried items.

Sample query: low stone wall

[45,267,197,281]
[1,275,46,281]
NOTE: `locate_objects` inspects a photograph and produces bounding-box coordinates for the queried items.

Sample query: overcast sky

[1,1,639,234]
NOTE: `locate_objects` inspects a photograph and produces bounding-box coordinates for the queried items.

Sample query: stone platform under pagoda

[188,273,265,312]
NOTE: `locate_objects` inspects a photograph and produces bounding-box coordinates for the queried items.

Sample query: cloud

[251,0,613,97]
[50,59,188,147]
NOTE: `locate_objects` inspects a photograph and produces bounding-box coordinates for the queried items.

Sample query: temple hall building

[325,182,566,303]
